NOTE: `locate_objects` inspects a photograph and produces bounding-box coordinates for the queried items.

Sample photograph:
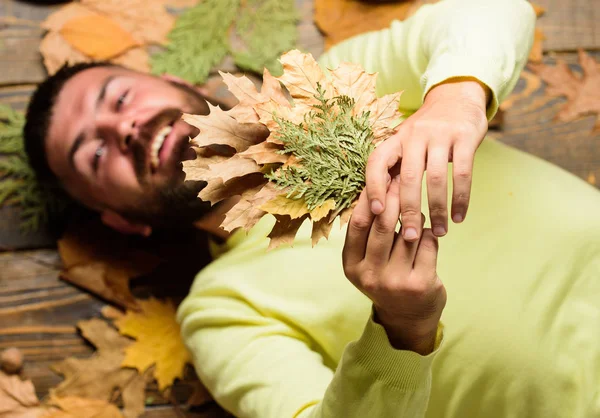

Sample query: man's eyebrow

[68,132,85,170]
[96,75,115,110]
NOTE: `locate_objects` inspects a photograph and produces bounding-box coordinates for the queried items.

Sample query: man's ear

[160,73,209,96]
[100,210,152,237]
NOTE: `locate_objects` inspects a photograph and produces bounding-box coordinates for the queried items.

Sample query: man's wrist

[373,308,440,355]
[426,77,491,113]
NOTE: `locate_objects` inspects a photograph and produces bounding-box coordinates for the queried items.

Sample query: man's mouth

[150,124,173,171]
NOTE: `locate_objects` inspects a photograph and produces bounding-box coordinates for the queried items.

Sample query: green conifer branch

[0,104,62,232]
[266,84,374,212]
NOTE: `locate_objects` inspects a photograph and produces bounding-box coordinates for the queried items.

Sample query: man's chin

[119,180,209,231]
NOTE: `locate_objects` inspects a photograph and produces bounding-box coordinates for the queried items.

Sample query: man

[24,0,600,417]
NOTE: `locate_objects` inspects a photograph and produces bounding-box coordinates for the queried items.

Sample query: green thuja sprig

[0,104,63,232]
[266,84,374,212]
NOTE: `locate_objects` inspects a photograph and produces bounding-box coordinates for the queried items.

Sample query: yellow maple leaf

[115,298,191,391]
[260,195,310,219]
[310,199,336,222]
[59,14,139,60]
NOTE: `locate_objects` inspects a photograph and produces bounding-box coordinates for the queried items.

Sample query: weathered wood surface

[0,249,229,417]
[536,0,600,52]
[493,51,600,187]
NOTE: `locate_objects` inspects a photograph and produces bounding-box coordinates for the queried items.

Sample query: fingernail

[371,200,383,214]
[433,226,446,236]
[453,214,463,223]
[404,227,418,240]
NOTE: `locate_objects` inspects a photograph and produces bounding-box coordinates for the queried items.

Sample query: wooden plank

[535,0,600,51]
[493,52,600,188]
[0,0,58,85]
[0,249,223,414]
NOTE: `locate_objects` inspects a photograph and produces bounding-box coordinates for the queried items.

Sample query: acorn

[1,347,23,374]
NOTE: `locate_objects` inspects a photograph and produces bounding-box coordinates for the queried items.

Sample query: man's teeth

[151,126,172,170]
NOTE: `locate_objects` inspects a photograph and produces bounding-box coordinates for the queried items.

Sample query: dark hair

[24,62,113,188]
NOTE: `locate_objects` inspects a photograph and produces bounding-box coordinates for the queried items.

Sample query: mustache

[131,108,183,182]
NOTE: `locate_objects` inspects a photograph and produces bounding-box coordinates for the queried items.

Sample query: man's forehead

[47,67,120,175]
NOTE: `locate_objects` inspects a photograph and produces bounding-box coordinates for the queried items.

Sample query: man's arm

[319,0,536,241]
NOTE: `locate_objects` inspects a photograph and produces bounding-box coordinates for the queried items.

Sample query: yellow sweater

[178,1,600,417]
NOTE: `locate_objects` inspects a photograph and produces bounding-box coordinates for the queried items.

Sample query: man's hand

[366,78,490,241]
[343,176,446,355]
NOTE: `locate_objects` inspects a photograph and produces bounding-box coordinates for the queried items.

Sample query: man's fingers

[413,228,439,276]
[388,213,424,272]
[343,190,374,267]
[399,141,426,242]
[451,144,475,223]
[426,147,449,237]
[366,136,401,215]
[365,173,402,264]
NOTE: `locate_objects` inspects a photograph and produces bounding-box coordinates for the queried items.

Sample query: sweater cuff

[346,313,444,390]
[421,52,508,121]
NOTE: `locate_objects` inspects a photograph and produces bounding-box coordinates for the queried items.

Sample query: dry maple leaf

[115,298,191,392]
[529,50,600,133]
[0,371,47,418]
[315,0,438,49]
[45,395,123,418]
[183,50,402,248]
[40,0,173,75]
[57,220,161,310]
[51,319,146,418]
[528,3,546,63]
[58,14,140,60]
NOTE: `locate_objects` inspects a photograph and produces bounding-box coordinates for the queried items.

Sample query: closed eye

[116,90,129,112]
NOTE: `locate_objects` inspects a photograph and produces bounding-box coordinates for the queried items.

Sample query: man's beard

[119,83,214,230]
[119,179,212,230]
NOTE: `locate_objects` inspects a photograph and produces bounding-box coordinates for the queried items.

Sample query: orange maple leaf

[40,0,174,74]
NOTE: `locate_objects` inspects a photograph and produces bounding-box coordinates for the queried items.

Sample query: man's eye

[93,143,105,173]
[116,90,129,111]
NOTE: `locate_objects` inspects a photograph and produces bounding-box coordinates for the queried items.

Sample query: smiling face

[45,66,212,231]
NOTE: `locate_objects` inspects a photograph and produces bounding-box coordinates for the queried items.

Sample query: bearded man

[23,0,600,417]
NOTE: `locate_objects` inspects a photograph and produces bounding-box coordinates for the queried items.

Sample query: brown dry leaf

[186,380,212,407]
[530,50,600,132]
[115,298,191,392]
[311,217,335,247]
[45,395,123,418]
[40,0,172,74]
[267,215,308,251]
[0,371,47,418]
[184,105,270,151]
[315,0,438,49]
[184,50,401,248]
[59,14,139,60]
[57,220,161,310]
[51,319,146,418]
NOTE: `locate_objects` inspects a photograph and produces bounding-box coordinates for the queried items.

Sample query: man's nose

[116,119,137,152]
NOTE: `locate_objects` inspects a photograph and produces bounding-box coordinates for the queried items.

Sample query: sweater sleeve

[318,0,537,120]
[178,292,443,418]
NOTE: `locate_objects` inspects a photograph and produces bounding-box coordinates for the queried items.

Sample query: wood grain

[0,249,227,416]
[535,0,600,51]
[494,52,600,187]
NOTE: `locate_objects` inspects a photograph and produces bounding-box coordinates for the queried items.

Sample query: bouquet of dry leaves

[183,50,403,249]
